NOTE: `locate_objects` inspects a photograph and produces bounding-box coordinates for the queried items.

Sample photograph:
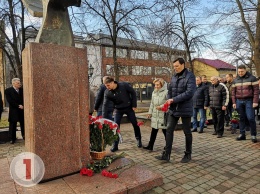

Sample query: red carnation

[137,121,144,126]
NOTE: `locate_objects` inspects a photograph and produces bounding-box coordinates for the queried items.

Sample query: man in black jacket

[102,76,142,152]
[208,76,228,138]
[5,78,24,144]
[191,76,209,133]
[94,76,114,120]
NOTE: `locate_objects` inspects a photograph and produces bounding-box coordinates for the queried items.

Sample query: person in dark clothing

[208,76,228,138]
[201,75,211,127]
[155,58,196,163]
[102,76,142,152]
[5,78,24,144]
[191,76,209,133]
[94,76,114,120]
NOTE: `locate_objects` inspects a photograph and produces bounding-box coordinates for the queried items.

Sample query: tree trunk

[254,0,260,76]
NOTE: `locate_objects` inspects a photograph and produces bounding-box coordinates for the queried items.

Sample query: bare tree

[209,0,260,75]
[79,0,156,81]
[146,0,212,72]
[0,0,38,82]
[236,0,260,75]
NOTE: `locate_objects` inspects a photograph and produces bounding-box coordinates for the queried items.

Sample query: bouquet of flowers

[89,115,120,152]
[230,110,240,124]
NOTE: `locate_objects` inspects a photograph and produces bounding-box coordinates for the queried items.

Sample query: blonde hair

[153,78,165,87]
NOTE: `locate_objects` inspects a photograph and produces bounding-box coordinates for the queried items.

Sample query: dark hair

[173,57,185,65]
[227,73,233,78]
[237,65,246,70]
[103,76,115,84]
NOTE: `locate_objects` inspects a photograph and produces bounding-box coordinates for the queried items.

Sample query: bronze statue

[22,0,81,46]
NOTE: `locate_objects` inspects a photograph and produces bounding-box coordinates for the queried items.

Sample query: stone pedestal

[22,43,90,181]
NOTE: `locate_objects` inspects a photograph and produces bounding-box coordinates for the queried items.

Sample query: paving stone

[171,186,187,193]
[213,185,229,193]
[161,182,177,191]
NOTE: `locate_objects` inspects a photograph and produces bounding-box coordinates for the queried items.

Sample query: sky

[5,0,248,65]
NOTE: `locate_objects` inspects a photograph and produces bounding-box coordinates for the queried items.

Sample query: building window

[106,64,129,75]
[117,48,127,58]
[155,67,171,76]
[105,47,127,58]
[130,50,148,59]
[119,66,129,75]
[106,64,114,76]
[152,52,168,61]
[132,66,151,75]
[105,47,113,58]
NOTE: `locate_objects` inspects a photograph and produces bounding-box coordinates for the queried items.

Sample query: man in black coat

[155,58,196,163]
[94,76,114,120]
[5,78,24,144]
[102,76,142,152]
[208,76,228,138]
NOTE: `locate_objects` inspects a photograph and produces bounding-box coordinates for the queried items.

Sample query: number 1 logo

[10,152,45,187]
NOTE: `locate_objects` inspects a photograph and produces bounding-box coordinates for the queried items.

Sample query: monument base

[22,43,90,181]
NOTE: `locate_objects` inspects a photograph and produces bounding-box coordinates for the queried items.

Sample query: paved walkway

[0,122,260,193]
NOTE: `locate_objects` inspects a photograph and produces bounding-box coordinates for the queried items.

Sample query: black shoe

[143,145,153,151]
[251,136,257,143]
[10,140,15,144]
[236,134,246,141]
[180,152,191,163]
[137,139,142,148]
[217,134,222,138]
[110,146,118,152]
[198,130,203,133]
[225,123,229,127]
[155,153,170,162]
[212,132,217,135]
[191,128,197,132]
[110,141,119,152]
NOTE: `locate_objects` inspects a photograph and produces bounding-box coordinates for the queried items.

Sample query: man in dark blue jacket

[191,76,209,133]
[155,58,196,163]
[102,76,142,152]
[94,76,114,120]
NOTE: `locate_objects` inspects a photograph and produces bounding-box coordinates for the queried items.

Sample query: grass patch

[0,118,9,128]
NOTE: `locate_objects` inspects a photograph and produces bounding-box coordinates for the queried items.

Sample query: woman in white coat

[143,78,168,151]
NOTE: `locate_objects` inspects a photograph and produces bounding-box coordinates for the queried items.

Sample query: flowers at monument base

[80,168,93,177]
[230,110,240,124]
[89,115,119,152]
[80,153,127,178]
[101,170,118,178]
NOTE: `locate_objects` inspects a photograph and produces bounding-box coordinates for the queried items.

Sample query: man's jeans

[236,99,256,136]
[114,107,141,139]
[192,108,205,131]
